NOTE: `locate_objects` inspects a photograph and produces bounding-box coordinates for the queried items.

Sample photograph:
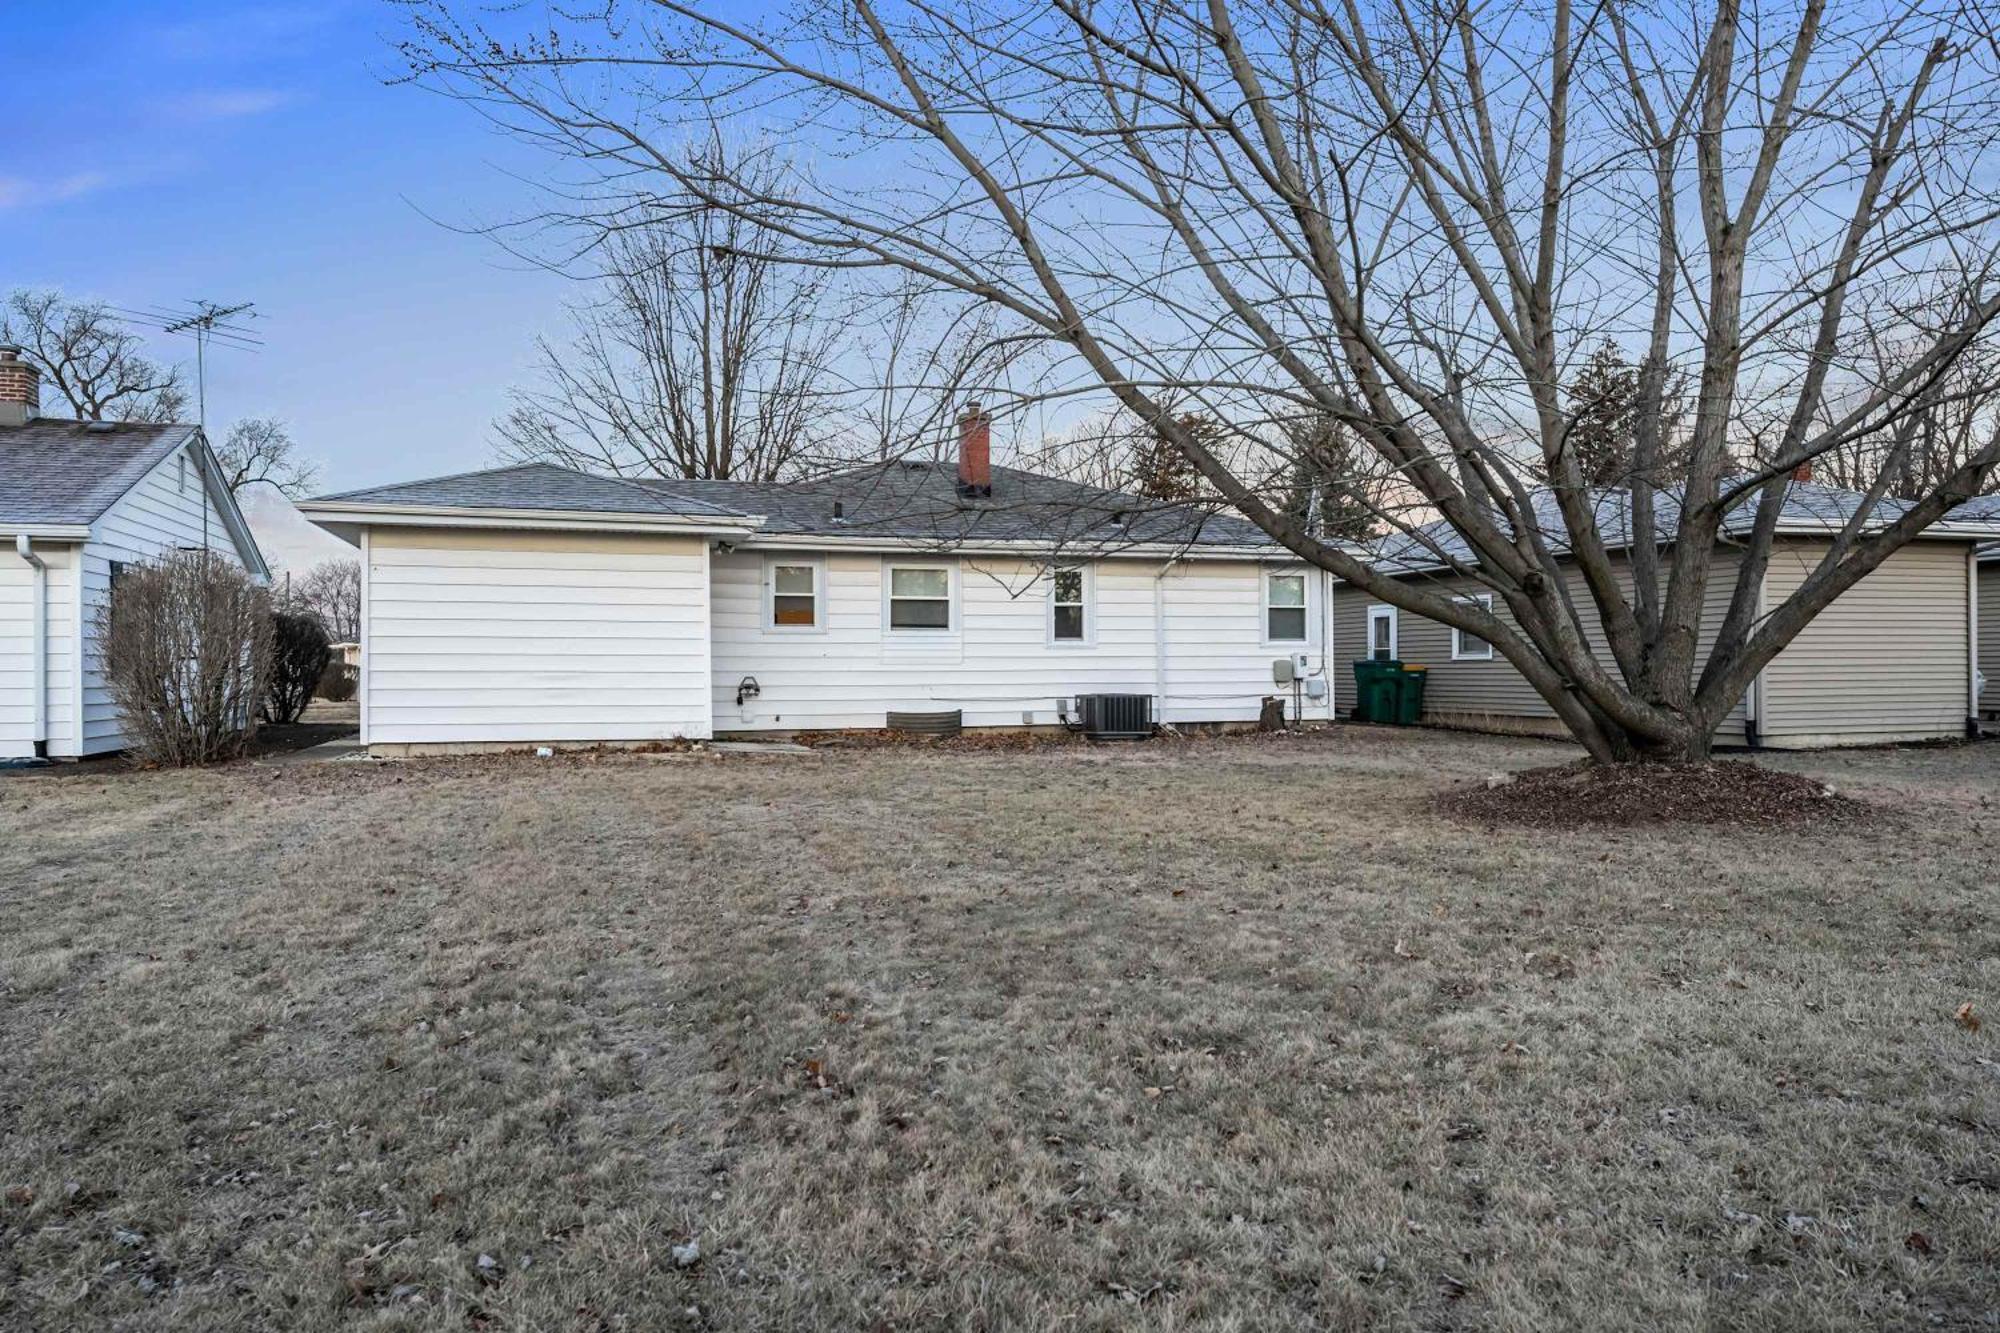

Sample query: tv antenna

[110,299,262,431]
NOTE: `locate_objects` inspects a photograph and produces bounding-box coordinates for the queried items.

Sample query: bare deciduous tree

[402,0,2000,762]
[287,558,361,642]
[2,289,187,423]
[495,143,848,481]
[216,416,318,498]
[1816,335,2000,500]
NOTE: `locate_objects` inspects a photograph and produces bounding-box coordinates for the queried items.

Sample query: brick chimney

[0,345,39,428]
[956,400,992,499]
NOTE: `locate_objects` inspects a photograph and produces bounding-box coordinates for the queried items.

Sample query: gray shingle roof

[307,458,1278,550]
[1370,481,2000,575]
[310,462,752,519]
[634,460,1274,549]
[0,418,198,527]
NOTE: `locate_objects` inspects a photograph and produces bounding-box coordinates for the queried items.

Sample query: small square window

[1452,594,1495,661]
[771,563,818,627]
[888,566,952,630]
[1266,572,1307,642]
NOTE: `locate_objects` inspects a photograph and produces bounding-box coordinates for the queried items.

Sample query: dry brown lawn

[1,728,1996,1331]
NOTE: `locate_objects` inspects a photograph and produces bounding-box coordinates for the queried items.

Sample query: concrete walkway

[261,735,366,766]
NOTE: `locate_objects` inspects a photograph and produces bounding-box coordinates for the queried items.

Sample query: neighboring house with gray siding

[1,347,270,761]
[1331,481,1999,749]
[1981,554,2000,719]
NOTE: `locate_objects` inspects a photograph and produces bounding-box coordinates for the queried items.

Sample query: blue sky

[1,0,573,505]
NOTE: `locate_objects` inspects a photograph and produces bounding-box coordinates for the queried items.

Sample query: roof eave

[732,532,1287,558]
[4,523,92,541]
[295,500,764,539]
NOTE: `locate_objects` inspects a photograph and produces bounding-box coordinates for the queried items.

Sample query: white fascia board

[295,502,763,540]
[733,534,1286,560]
[1344,523,2000,581]
[188,434,273,579]
[1764,521,2000,541]
[4,524,91,541]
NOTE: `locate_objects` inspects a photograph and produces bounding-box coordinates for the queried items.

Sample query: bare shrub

[264,611,331,724]
[316,659,358,703]
[97,551,271,765]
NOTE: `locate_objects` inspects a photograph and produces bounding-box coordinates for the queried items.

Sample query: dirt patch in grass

[1437,757,1878,829]
[795,726,1088,751]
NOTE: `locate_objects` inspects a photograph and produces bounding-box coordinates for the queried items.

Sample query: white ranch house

[0,347,269,761]
[298,410,1336,754]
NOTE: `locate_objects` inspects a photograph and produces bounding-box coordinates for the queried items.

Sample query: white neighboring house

[1,346,270,761]
[299,408,1334,755]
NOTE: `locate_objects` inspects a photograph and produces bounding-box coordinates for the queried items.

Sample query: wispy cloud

[160,88,296,123]
[150,5,344,63]
[0,172,110,212]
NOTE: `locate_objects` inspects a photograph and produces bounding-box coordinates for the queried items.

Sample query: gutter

[1153,556,1184,722]
[14,535,47,756]
[1970,545,1983,737]
[296,503,764,540]
[732,533,1289,560]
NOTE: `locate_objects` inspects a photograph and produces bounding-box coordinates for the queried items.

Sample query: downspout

[1969,546,1982,739]
[1153,557,1182,726]
[15,534,47,757]
[1745,560,1766,749]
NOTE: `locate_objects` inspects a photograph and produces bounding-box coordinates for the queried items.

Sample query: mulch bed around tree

[1437,758,1877,830]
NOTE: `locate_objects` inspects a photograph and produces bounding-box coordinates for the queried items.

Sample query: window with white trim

[768,560,821,629]
[1451,593,1495,660]
[1049,564,1087,642]
[1265,571,1307,642]
[887,564,952,631]
[1367,604,1398,661]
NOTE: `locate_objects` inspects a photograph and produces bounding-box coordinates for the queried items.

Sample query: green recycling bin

[1395,664,1428,724]
[1351,659,1402,722]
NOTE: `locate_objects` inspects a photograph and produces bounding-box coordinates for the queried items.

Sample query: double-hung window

[887,565,952,631]
[1451,593,1495,661]
[1265,571,1308,643]
[1050,564,1087,642]
[768,561,821,629]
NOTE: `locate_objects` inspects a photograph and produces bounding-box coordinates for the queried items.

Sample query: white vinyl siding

[1759,538,1970,746]
[365,528,712,746]
[0,544,78,759]
[711,553,1329,731]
